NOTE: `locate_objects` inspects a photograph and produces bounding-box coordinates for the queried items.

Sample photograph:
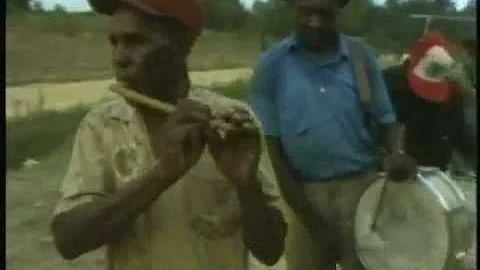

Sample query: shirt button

[320,87,326,93]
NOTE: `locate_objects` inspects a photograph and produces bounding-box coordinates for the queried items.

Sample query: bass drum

[355,167,475,270]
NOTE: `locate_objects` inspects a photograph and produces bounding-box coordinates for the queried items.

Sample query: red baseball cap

[407,31,458,103]
[88,0,205,36]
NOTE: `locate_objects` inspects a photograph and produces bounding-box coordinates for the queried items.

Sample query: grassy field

[6,12,262,86]
[6,12,403,87]
[6,141,107,270]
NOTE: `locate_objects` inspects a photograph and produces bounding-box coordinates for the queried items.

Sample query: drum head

[355,179,449,270]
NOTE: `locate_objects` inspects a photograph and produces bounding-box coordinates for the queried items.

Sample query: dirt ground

[5,68,253,119]
[5,54,403,119]
[5,137,476,270]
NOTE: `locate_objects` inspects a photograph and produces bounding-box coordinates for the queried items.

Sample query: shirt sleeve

[248,56,280,137]
[365,47,397,125]
[53,117,109,216]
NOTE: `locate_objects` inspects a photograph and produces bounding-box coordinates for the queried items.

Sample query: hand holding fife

[206,106,262,188]
[109,84,262,183]
[154,99,211,180]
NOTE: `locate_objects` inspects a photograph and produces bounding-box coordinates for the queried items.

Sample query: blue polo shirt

[248,34,396,182]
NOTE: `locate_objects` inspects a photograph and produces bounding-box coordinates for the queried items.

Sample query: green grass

[6,13,262,86]
[6,12,109,36]
[210,79,249,101]
[6,136,106,270]
[189,31,260,71]
[7,139,74,190]
[6,106,89,169]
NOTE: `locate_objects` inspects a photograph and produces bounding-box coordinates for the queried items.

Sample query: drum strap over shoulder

[347,37,372,116]
[347,37,386,170]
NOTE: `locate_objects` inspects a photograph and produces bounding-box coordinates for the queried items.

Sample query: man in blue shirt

[248,0,417,269]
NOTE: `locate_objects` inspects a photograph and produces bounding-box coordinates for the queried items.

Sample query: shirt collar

[107,96,136,123]
[287,33,351,60]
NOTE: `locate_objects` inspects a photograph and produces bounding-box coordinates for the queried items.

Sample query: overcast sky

[37,0,470,12]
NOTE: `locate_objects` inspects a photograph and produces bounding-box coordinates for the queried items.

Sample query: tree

[385,0,401,9]
[462,0,476,15]
[466,0,476,9]
[431,0,456,14]
[53,4,67,13]
[202,0,248,30]
[338,0,376,36]
[7,0,32,13]
[31,1,44,12]
[250,0,294,38]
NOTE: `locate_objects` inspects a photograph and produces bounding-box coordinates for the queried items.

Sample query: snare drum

[355,167,475,270]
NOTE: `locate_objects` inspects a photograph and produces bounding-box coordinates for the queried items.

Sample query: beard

[137,65,189,104]
[297,27,338,51]
[134,48,190,104]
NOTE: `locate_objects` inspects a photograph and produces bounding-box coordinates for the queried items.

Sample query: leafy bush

[210,79,250,101]
[7,12,108,36]
[6,106,89,169]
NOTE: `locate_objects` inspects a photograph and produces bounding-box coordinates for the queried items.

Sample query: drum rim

[354,178,451,270]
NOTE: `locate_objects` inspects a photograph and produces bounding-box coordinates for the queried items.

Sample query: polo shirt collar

[287,33,351,60]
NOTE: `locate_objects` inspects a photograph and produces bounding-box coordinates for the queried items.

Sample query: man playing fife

[249,0,417,269]
[49,1,287,269]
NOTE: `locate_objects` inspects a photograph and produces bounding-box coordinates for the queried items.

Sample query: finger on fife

[109,83,257,139]
[209,118,236,139]
[211,107,257,138]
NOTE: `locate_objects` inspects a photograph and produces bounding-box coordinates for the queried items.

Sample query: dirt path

[5,68,253,119]
[5,56,403,119]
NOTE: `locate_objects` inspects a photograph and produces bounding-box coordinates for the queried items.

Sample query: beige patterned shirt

[53,88,284,270]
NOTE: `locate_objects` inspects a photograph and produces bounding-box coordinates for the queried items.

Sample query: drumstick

[109,83,255,139]
[371,125,407,230]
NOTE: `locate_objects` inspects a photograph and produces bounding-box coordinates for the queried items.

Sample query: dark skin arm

[265,135,342,257]
[207,109,287,265]
[378,122,404,153]
[51,99,210,260]
[380,65,417,180]
[51,165,181,260]
[236,179,286,265]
